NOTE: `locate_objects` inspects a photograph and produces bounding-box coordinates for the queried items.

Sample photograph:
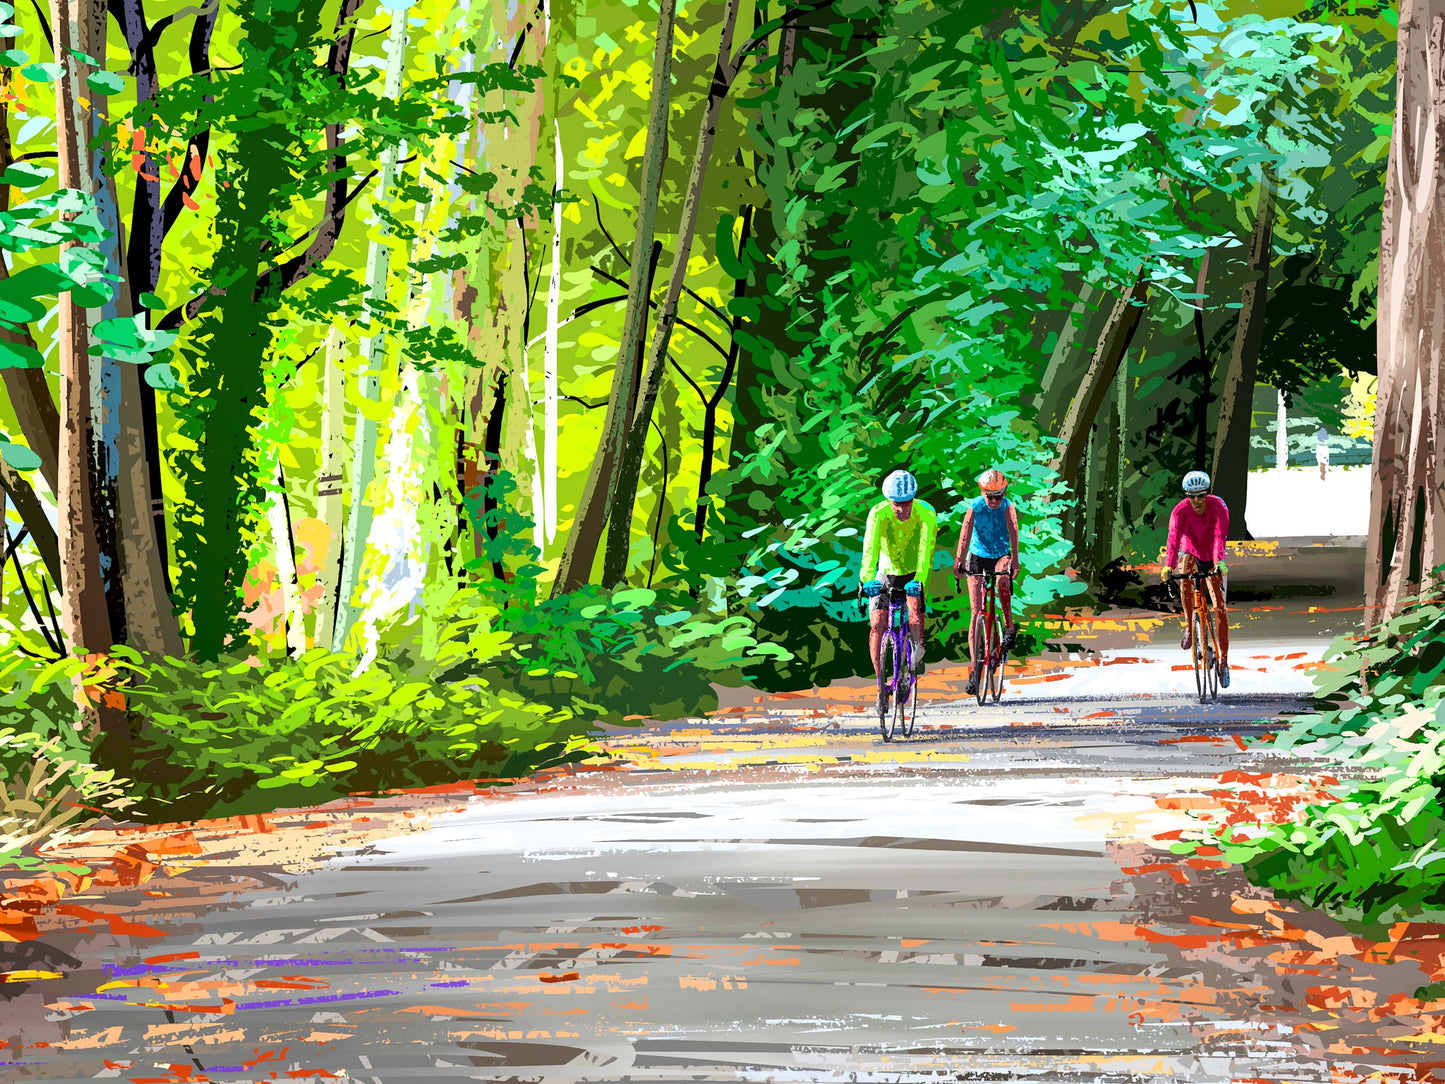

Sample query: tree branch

[592,194,733,327]
[589,263,730,361]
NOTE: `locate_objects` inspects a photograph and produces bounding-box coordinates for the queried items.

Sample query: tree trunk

[314,326,347,647]
[330,4,410,652]
[1275,387,1288,472]
[1048,273,1150,491]
[1192,247,1214,472]
[0,463,62,585]
[1368,0,1445,622]
[601,0,743,586]
[696,205,752,542]
[542,119,563,545]
[1112,346,1130,557]
[116,364,182,656]
[1211,172,1276,541]
[1035,283,1098,431]
[551,0,678,596]
[51,0,126,751]
[265,462,305,655]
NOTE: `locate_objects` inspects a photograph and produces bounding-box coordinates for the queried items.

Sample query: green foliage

[112,645,596,819]
[0,656,133,863]
[1211,594,1445,931]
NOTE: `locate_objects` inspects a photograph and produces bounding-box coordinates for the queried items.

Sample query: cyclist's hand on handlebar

[953,560,966,579]
[904,579,923,598]
[862,579,883,598]
[1160,567,1173,583]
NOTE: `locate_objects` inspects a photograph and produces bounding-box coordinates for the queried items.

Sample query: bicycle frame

[863,583,916,741]
[1168,567,1223,702]
[962,566,1010,705]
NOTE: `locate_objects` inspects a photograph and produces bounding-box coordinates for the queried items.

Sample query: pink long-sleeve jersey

[1164,495,1229,569]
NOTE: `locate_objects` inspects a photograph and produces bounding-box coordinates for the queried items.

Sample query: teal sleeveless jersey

[967,495,1012,559]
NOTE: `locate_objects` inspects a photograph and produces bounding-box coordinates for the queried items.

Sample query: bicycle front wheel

[975,616,993,707]
[1201,606,1220,702]
[1191,606,1208,703]
[901,638,918,738]
[988,614,1005,703]
[880,636,896,741]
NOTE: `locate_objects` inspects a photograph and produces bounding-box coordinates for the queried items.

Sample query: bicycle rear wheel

[879,636,895,741]
[1190,607,1208,703]
[988,613,1005,703]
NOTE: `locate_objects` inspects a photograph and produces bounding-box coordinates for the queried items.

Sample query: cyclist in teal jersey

[860,469,939,715]
[953,468,1021,696]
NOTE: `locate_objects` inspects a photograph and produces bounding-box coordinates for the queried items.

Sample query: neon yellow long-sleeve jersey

[859,499,939,584]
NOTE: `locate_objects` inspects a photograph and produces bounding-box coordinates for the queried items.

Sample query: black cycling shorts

[870,573,916,612]
[964,553,1011,577]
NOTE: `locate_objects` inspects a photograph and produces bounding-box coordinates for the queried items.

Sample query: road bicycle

[1166,565,1224,703]
[961,566,1008,705]
[862,581,918,742]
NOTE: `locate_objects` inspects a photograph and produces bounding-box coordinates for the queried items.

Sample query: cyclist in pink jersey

[1161,470,1232,686]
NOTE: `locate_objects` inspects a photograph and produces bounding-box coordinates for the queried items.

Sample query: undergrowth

[1206,590,1445,932]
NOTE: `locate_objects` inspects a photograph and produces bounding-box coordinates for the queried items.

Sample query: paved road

[10,583,1436,1083]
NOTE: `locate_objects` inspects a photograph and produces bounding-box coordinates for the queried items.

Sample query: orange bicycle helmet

[977,469,1008,495]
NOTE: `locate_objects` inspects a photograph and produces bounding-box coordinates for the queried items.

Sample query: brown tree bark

[1211,172,1276,540]
[0,463,62,585]
[0,57,62,500]
[51,0,126,751]
[601,0,743,586]
[1368,0,1445,623]
[551,0,678,596]
[1048,273,1150,491]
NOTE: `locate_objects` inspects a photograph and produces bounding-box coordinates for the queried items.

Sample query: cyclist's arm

[1007,504,1020,571]
[1214,499,1230,564]
[916,508,938,585]
[955,510,974,569]
[860,505,881,585]
[1163,505,1181,570]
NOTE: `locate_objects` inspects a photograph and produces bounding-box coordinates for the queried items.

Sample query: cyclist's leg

[869,598,887,678]
[905,592,925,673]
[995,556,1016,648]
[1177,553,1197,648]
[1207,571,1229,669]
[966,566,986,691]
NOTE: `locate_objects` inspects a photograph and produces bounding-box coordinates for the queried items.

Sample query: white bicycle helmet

[881,469,918,502]
[1182,470,1211,495]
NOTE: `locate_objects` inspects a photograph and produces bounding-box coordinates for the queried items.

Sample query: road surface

[8,548,1437,1083]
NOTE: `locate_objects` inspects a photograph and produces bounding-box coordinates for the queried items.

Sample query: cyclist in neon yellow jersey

[860,469,939,715]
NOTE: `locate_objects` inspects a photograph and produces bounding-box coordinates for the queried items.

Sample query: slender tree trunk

[331,5,410,652]
[116,364,182,656]
[265,462,305,655]
[696,205,752,542]
[89,109,128,643]
[314,326,347,646]
[0,369,60,497]
[1192,247,1214,472]
[0,464,61,585]
[1112,347,1130,557]
[1035,283,1098,430]
[551,0,678,595]
[542,120,563,545]
[51,0,126,750]
[601,0,742,585]
[1049,273,1150,490]
[0,83,61,498]
[1276,388,1288,472]
[1368,0,1445,622]
[1211,172,1276,541]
